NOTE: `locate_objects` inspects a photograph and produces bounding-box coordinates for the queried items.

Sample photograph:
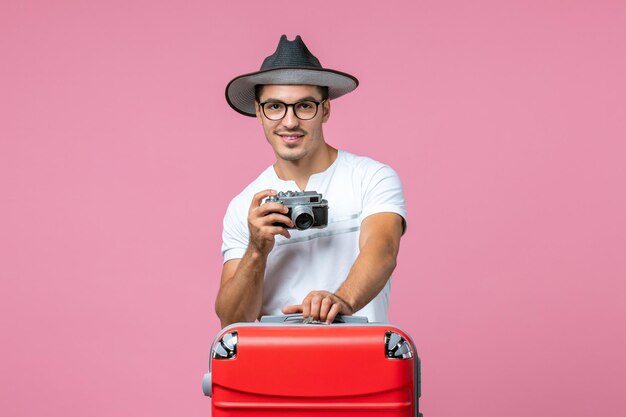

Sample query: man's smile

[276,131,306,144]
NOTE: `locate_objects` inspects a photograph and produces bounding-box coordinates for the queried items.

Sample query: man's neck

[274,145,338,191]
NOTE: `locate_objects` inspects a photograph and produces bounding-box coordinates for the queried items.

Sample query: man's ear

[322,99,331,123]
[255,102,263,124]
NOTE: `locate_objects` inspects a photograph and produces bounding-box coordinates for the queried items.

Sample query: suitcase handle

[260,314,369,324]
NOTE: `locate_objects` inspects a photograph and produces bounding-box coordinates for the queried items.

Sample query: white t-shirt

[221,150,407,322]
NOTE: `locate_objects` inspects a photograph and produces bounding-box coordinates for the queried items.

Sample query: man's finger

[282,304,303,314]
[309,295,322,320]
[256,202,289,217]
[326,303,341,324]
[259,213,294,229]
[274,227,291,240]
[301,296,311,319]
[250,189,277,209]
[319,296,333,322]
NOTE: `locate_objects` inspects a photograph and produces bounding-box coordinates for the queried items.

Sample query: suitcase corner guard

[202,372,212,397]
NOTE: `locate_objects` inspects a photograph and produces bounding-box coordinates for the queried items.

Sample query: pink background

[2,1,625,416]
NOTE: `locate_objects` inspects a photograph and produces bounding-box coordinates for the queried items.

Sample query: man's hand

[282,291,354,324]
[247,189,294,256]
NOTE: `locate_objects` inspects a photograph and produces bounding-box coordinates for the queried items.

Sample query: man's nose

[281,106,299,129]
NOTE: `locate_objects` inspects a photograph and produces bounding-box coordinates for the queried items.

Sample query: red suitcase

[203,315,422,416]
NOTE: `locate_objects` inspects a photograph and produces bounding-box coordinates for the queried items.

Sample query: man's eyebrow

[262,96,321,103]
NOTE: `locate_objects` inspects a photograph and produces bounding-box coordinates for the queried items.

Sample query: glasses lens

[263,102,286,120]
[294,101,318,120]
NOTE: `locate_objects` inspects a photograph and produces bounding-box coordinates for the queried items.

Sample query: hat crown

[260,35,322,70]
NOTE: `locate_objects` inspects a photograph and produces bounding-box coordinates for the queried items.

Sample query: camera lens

[291,205,314,230]
[295,213,314,230]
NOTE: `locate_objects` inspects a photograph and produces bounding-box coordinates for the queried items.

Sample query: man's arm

[215,189,293,328]
[214,252,264,328]
[335,212,404,312]
[282,212,404,323]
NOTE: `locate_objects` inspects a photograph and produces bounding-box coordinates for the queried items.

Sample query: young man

[215,35,406,328]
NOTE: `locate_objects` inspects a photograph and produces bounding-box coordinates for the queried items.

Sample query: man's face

[255,84,330,162]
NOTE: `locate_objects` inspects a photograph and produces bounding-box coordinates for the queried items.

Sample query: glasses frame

[258,99,327,121]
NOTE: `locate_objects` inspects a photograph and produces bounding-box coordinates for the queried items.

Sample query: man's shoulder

[338,150,397,177]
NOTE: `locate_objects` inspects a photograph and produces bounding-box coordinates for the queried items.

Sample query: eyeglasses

[259,99,326,121]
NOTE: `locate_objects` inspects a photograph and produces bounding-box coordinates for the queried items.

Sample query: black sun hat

[225,35,359,117]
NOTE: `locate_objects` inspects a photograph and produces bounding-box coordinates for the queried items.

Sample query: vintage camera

[265,191,329,230]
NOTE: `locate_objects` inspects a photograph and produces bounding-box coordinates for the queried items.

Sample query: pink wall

[2,1,625,416]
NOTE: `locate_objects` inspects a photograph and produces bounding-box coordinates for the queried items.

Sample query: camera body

[265,191,328,230]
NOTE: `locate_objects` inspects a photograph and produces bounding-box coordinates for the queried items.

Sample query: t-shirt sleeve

[221,198,250,263]
[360,164,408,233]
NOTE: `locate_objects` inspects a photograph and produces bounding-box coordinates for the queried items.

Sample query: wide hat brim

[226,67,359,117]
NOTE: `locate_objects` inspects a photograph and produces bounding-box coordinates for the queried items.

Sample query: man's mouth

[276,131,305,142]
